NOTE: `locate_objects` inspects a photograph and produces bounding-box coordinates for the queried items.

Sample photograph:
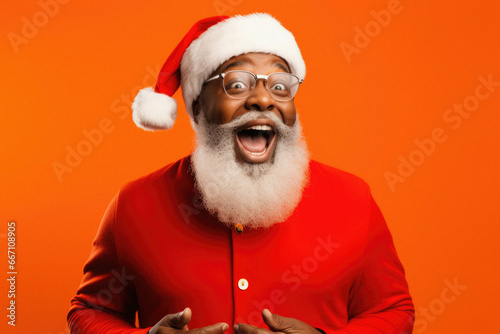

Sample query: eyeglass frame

[203,70,304,101]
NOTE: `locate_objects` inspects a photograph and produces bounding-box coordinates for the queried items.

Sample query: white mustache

[220,111,286,133]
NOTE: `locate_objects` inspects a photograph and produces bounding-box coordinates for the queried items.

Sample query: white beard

[191,111,310,229]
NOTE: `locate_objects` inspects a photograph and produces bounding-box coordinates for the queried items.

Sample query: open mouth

[235,120,277,163]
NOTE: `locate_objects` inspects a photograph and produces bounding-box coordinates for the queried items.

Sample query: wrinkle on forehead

[217,53,291,74]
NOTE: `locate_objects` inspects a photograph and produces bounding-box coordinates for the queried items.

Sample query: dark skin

[192,53,298,164]
[149,53,320,334]
[149,307,320,334]
[149,307,227,334]
[192,52,297,127]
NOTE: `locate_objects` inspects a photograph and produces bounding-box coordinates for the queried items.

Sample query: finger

[158,307,192,330]
[191,322,229,334]
[178,307,192,329]
[234,323,271,334]
[261,309,291,332]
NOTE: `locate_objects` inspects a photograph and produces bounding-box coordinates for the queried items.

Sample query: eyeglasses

[204,70,303,101]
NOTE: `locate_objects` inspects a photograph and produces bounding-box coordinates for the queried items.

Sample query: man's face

[190,52,309,228]
[194,52,298,165]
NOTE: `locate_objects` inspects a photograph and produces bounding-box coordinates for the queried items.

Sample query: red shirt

[67,156,414,333]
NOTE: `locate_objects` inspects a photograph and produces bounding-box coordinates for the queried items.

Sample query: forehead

[216,53,291,74]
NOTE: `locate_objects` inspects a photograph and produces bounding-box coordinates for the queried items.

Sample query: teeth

[247,149,266,156]
[247,125,272,131]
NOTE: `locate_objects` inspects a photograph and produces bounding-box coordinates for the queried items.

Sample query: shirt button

[234,224,244,235]
[238,278,249,290]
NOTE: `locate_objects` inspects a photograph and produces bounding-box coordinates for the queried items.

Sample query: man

[67,13,415,334]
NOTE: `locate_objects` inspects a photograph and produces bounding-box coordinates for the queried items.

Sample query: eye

[228,81,248,90]
[271,83,287,91]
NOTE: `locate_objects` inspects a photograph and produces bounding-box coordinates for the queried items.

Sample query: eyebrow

[220,60,291,74]
[273,62,290,73]
[220,61,246,73]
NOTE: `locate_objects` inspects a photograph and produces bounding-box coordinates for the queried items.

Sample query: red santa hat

[132,13,306,131]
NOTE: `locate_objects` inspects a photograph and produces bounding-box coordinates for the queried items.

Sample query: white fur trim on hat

[132,87,178,131]
[180,13,306,118]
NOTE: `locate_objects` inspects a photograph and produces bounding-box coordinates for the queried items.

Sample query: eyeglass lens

[223,71,300,101]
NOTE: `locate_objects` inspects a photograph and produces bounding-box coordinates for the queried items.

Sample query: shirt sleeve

[67,194,152,334]
[333,196,415,333]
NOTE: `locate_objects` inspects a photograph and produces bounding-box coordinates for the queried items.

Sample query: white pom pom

[132,87,178,131]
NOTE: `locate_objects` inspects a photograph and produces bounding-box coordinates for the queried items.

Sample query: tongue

[238,131,267,153]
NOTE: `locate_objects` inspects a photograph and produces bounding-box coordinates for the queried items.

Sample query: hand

[234,309,321,334]
[149,307,229,334]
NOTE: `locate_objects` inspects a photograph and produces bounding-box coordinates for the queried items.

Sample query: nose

[244,79,276,111]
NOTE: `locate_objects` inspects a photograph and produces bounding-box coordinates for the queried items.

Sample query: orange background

[1,1,499,333]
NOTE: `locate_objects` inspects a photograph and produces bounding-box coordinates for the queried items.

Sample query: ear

[192,98,202,124]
